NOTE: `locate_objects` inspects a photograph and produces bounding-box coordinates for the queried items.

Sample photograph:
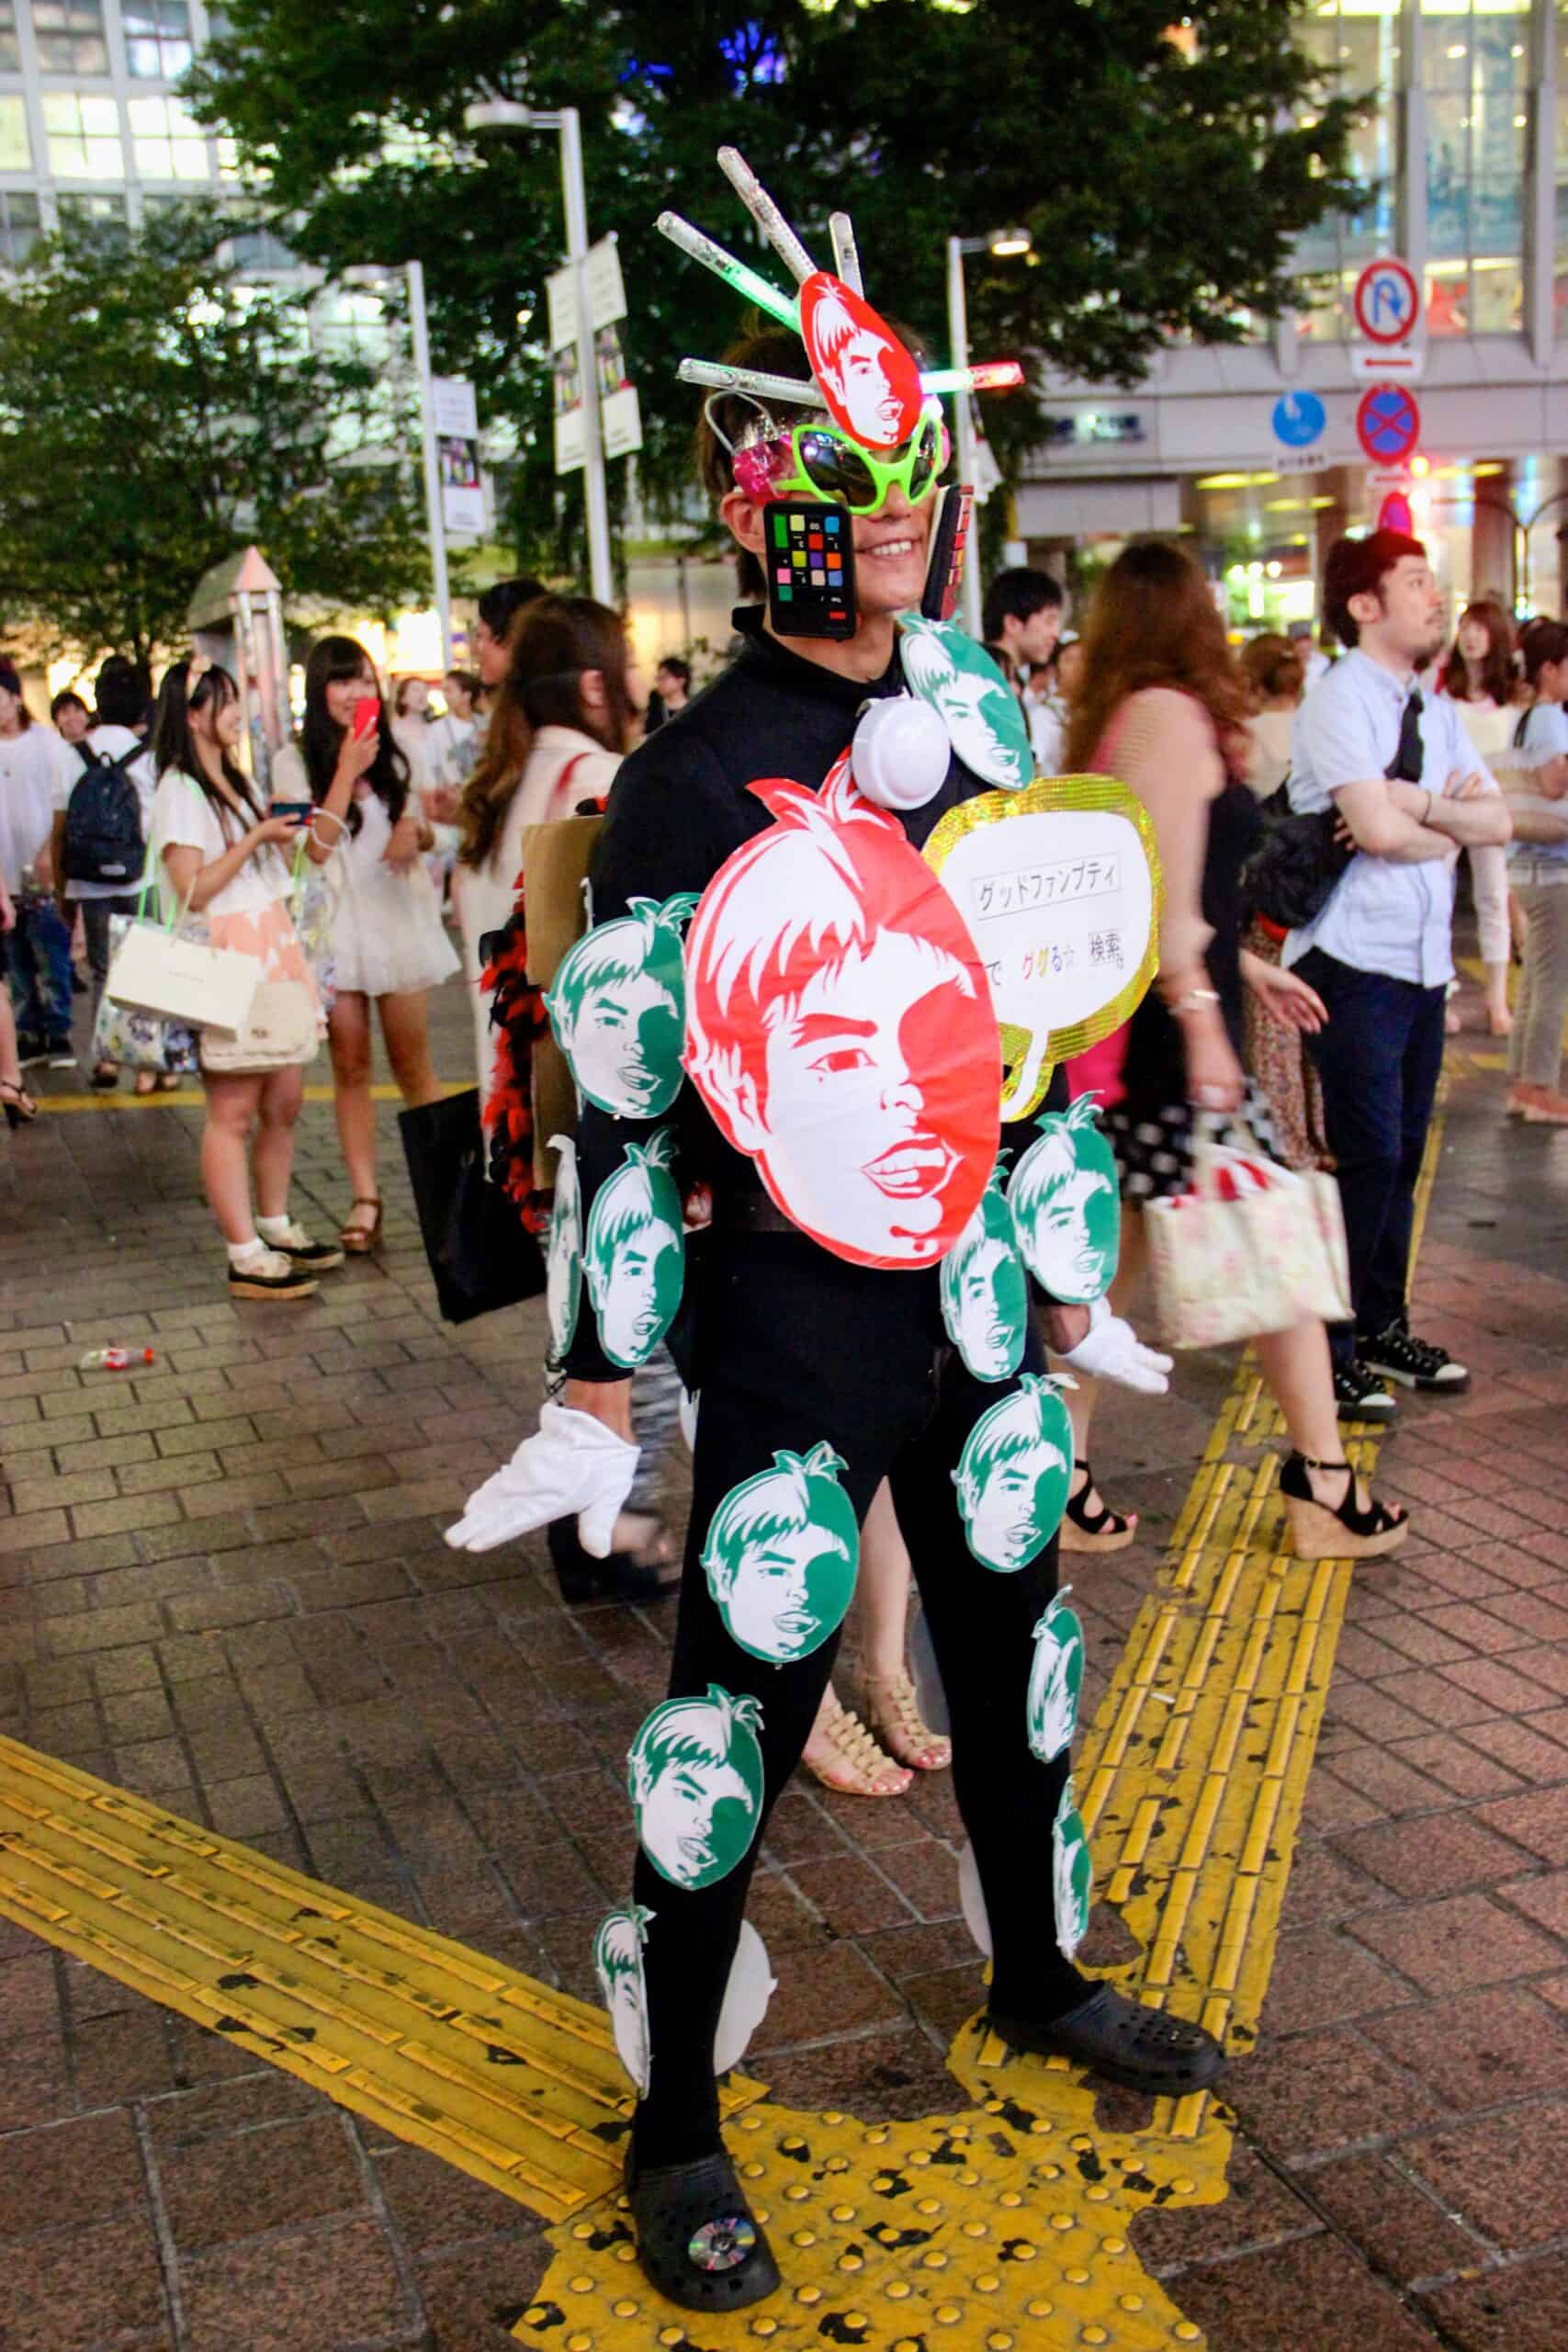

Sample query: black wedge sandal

[1279,1452,1409,1562]
[545,1514,682,1606]
[626,2145,781,2312]
[989,1983,1224,2096]
[1060,1458,1136,1555]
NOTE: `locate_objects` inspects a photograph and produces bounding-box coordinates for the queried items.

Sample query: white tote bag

[1146,1140,1350,1350]
[104,866,260,1039]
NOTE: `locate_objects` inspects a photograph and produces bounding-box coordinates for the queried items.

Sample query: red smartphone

[350,697,380,741]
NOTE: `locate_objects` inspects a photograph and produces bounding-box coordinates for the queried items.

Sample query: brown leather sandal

[339,1196,383,1254]
[801,1687,911,1799]
[863,1667,951,1772]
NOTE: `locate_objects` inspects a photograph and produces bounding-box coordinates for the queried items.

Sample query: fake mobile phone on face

[350,696,380,741]
[764,501,856,640]
[921,484,974,623]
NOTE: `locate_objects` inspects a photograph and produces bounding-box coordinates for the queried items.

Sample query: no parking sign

[1356,385,1420,467]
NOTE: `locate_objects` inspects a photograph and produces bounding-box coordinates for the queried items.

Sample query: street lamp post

[405,259,453,673]
[945,229,1033,642]
[465,98,614,604]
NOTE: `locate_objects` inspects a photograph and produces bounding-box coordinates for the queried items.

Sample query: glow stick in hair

[919,361,1027,395]
[679,358,825,407]
[655,212,800,330]
[716,146,818,285]
[829,212,863,295]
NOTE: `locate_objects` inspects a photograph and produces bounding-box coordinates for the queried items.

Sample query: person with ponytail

[272,638,458,1254]
[150,662,343,1299]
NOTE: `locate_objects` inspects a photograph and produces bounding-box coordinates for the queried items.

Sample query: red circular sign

[799,272,925,453]
[1356,384,1420,466]
[1353,257,1419,345]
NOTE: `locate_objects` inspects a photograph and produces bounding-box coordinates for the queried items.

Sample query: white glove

[1056,1295,1173,1396]
[446,1399,640,1556]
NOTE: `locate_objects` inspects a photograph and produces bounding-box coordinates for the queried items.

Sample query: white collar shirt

[1282,649,1496,989]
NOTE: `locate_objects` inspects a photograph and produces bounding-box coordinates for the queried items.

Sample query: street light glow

[988,227,1032,258]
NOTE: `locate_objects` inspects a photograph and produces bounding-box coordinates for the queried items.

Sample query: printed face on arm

[547,895,696,1121]
[953,1374,1073,1574]
[940,1172,1029,1382]
[1008,1108,1121,1306]
[545,1136,583,1363]
[582,1133,686,1368]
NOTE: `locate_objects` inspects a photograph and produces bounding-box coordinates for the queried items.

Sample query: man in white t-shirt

[0,661,77,1067]
[55,655,158,1086]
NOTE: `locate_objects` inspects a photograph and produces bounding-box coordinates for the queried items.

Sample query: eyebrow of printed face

[792,1013,879,1043]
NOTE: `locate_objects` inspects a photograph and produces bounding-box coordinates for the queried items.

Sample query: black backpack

[63,741,145,886]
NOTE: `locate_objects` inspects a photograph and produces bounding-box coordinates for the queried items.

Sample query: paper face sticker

[924,775,1162,1121]
[592,1905,654,2095]
[627,1683,765,1891]
[682,757,1000,1270]
[714,1919,776,2075]
[702,1442,859,1664]
[1008,1098,1121,1305]
[1053,1779,1092,1961]
[1027,1589,1085,1765]
[546,893,698,1120]
[953,1373,1073,1573]
[545,1133,582,1364]
[940,1164,1029,1382]
[583,1128,685,1368]
[800,271,924,452]
[897,616,1032,792]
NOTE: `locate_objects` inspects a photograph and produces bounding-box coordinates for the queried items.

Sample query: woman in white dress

[1439,600,1517,1036]
[274,638,458,1254]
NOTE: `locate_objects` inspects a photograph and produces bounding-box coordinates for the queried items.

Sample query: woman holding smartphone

[274,638,457,1254]
[152,662,342,1298]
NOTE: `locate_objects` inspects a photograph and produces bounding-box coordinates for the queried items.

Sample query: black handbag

[397,1086,545,1324]
[1239,790,1353,932]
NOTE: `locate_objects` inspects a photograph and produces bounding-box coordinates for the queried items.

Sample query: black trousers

[1295,948,1447,1369]
[632,1232,1086,2165]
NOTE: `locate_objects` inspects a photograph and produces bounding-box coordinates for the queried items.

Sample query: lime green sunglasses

[733,401,950,516]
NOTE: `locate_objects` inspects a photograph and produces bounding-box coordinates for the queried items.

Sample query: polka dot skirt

[1103,1079,1286,1204]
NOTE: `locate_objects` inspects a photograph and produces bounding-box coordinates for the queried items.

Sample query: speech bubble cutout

[924,775,1163,1122]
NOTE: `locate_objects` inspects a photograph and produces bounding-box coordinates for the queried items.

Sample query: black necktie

[1387,687,1424,785]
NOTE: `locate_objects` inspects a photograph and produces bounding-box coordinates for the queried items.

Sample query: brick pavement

[3,974,1568,2349]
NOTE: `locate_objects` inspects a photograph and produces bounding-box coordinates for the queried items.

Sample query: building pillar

[1472,470,1517,612]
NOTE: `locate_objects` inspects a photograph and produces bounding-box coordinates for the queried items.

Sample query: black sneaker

[267,1222,345,1274]
[45,1041,77,1069]
[1334,1362,1397,1422]
[228,1248,320,1302]
[1361,1319,1470,1394]
[16,1035,46,1069]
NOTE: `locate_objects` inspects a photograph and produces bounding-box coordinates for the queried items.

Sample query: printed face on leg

[899,618,1033,791]
[703,1444,859,1663]
[683,765,999,1270]
[592,1905,654,2095]
[583,1133,685,1368]
[1053,1779,1092,1962]
[1027,1590,1085,1764]
[953,1374,1073,1573]
[547,895,696,1120]
[627,1685,765,1890]
[940,1169,1028,1381]
[546,1135,582,1363]
[1008,1106,1121,1305]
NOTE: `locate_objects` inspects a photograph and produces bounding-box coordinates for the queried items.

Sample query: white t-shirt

[0,723,62,890]
[151,767,292,921]
[61,725,160,902]
[427,710,479,789]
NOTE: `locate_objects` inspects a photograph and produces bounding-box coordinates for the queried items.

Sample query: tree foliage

[0,205,431,664]
[188,0,1364,574]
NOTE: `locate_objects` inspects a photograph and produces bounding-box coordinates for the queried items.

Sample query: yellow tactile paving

[0,1116,1445,2349]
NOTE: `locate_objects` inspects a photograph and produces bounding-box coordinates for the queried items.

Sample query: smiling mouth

[865,1136,957,1199]
[863,538,918,562]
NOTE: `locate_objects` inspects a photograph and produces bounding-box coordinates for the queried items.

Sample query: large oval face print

[682,758,1001,1270]
[799,271,925,453]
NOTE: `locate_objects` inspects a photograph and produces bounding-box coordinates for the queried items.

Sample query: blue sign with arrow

[1271,391,1326,450]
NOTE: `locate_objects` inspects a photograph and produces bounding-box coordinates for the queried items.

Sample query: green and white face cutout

[1053,1778,1093,1962]
[702,1443,859,1665]
[583,1127,685,1369]
[1027,1589,1085,1765]
[953,1373,1073,1574]
[547,893,698,1121]
[627,1683,766,1891]
[897,615,1032,791]
[1008,1097,1121,1306]
[592,1904,654,2096]
[545,1134,582,1365]
[940,1163,1029,1383]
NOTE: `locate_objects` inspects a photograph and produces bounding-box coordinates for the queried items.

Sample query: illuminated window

[42,93,123,180]
[129,95,209,181]
[1292,0,1401,342]
[1423,0,1529,337]
[123,1,194,81]
[0,189,41,265]
[31,0,109,75]
[0,93,29,174]
[0,3,20,73]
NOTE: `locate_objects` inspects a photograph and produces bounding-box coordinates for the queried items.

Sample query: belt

[713,1190,799,1237]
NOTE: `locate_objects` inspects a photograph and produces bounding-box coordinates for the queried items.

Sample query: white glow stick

[716,145,818,285]
[655,211,800,329]
[829,212,863,295]
[678,358,824,407]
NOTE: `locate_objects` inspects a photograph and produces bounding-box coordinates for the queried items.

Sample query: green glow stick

[656,211,800,329]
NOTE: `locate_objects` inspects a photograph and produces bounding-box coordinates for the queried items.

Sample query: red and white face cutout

[683,756,1000,1269]
[800,273,924,453]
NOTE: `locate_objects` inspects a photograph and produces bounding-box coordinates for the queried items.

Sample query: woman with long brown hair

[1060,541,1408,1561]
[1439,598,1516,1035]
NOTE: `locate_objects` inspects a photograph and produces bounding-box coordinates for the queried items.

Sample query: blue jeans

[1296,948,1447,1369]
[6,893,73,1048]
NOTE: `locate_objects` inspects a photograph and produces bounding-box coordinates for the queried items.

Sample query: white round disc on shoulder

[851,693,951,810]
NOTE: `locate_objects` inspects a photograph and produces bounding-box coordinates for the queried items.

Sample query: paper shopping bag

[106,916,258,1037]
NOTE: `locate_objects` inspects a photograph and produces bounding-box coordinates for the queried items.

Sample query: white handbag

[1146,1139,1351,1351]
[104,863,259,1039]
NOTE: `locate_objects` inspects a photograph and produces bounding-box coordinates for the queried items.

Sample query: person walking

[150,662,342,1298]
[1501,618,1568,1121]
[0,661,74,1070]
[273,639,457,1256]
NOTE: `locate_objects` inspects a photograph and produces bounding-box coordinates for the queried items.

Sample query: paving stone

[178,2213,415,2352]
[1419,2247,1568,2351]
[1399,2098,1568,2253]
[1360,1985,1568,2112]
[1349,1892,1564,1996]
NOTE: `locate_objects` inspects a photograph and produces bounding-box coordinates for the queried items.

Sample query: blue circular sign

[1357,385,1420,465]
[1271,391,1325,450]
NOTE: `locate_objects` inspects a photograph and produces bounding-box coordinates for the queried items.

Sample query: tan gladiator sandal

[802,1686,912,1798]
[862,1667,952,1772]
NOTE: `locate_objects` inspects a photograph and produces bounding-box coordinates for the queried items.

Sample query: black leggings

[631,1233,1087,2168]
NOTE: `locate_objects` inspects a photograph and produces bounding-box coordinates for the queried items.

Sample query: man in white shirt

[1284,531,1512,1416]
[54,655,159,1087]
